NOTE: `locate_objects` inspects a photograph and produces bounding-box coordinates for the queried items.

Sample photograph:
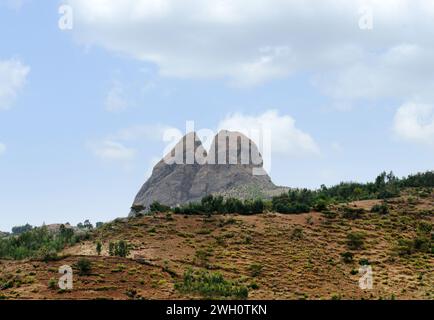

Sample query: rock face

[129,130,279,216]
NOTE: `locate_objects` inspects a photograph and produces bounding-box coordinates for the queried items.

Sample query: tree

[83,220,93,230]
[115,240,130,258]
[96,241,102,256]
[11,224,33,235]
[76,258,92,276]
[108,240,130,258]
[109,242,115,256]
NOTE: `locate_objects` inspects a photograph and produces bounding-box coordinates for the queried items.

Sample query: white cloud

[67,0,434,100]
[217,110,320,156]
[0,58,30,110]
[393,102,434,146]
[88,124,177,168]
[105,80,128,112]
[90,140,136,162]
[0,143,6,155]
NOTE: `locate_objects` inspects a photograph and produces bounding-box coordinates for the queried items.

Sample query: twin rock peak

[130,130,280,216]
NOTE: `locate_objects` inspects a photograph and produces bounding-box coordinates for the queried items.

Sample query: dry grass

[1,188,432,300]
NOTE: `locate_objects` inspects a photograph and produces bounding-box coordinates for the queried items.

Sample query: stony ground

[1,188,433,300]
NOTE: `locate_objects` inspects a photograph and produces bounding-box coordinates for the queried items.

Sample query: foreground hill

[1,188,432,300]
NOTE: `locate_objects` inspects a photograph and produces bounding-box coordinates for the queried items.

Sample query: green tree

[96,241,102,256]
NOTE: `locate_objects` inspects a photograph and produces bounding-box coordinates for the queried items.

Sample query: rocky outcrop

[129,130,280,216]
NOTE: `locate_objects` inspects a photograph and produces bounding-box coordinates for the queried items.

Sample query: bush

[291,227,304,240]
[248,263,263,277]
[340,251,354,263]
[322,210,337,219]
[347,232,365,250]
[201,195,224,214]
[313,199,328,212]
[396,235,432,256]
[48,278,57,290]
[150,202,171,213]
[225,198,244,213]
[396,239,415,256]
[272,192,312,214]
[76,258,92,276]
[342,206,365,219]
[371,202,390,215]
[417,221,432,234]
[194,249,212,267]
[37,247,59,262]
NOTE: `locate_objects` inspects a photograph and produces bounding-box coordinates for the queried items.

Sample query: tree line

[139,170,434,216]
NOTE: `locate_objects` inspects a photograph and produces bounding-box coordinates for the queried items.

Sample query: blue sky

[1,0,434,231]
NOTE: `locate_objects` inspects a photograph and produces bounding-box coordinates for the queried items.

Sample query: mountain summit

[129,130,282,216]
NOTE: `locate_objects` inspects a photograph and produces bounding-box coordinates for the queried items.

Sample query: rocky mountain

[130,130,285,216]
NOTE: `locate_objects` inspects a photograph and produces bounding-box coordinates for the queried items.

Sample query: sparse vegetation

[0,225,81,260]
[175,268,248,299]
[0,171,433,300]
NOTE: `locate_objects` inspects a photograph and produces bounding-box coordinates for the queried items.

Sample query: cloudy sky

[1,0,434,231]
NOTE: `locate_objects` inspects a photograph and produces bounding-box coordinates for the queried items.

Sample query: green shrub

[342,207,365,219]
[322,210,337,219]
[347,232,365,250]
[396,235,432,256]
[76,258,92,276]
[291,227,304,240]
[371,202,390,215]
[248,263,263,277]
[313,199,329,212]
[109,240,130,258]
[175,268,248,299]
[417,221,432,234]
[340,251,354,263]
[48,278,57,290]
[194,249,212,267]
[150,201,171,213]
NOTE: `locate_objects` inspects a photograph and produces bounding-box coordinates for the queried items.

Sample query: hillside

[1,188,432,300]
